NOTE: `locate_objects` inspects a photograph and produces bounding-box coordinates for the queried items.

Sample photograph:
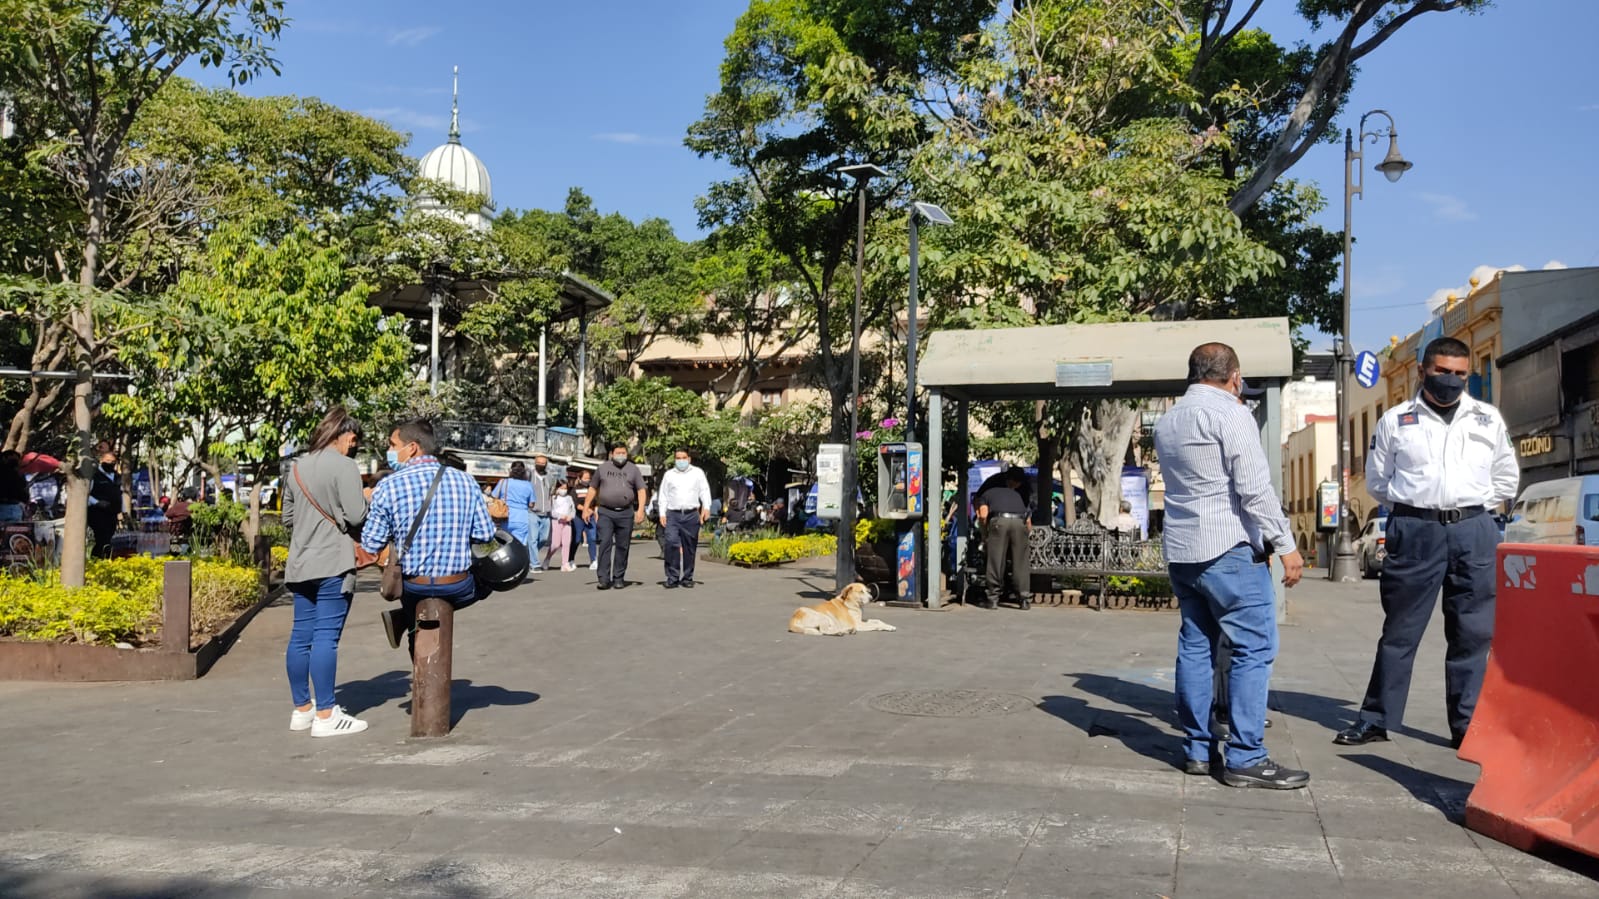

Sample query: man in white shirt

[657,448,712,589]
[1334,337,1519,750]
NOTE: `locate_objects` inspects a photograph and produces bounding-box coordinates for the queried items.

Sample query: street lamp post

[1332,109,1413,582]
[906,201,953,602]
[835,163,887,592]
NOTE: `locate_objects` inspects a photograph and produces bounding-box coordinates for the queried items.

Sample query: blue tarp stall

[916,318,1296,618]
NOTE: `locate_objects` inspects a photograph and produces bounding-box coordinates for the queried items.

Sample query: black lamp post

[834,163,887,592]
[1332,109,1412,582]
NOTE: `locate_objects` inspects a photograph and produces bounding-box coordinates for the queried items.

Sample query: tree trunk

[1070,400,1139,528]
[1032,401,1056,526]
[1058,455,1076,525]
[60,183,106,588]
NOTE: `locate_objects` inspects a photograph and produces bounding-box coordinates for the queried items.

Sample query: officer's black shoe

[1182,758,1211,776]
[612,580,627,591]
[597,581,613,591]
[1450,731,1466,750]
[1018,596,1031,610]
[980,598,997,610]
[664,581,679,589]
[681,579,695,589]
[1333,721,1388,745]
[1222,757,1309,790]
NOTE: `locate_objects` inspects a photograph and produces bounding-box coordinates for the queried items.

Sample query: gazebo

[916,317,1296,616]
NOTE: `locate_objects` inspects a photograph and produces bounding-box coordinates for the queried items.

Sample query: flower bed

[0,557,263,647]
[727,534,838,567]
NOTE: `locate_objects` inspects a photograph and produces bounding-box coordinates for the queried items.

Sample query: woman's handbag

[379,466,447,602]
[486,479,510,521]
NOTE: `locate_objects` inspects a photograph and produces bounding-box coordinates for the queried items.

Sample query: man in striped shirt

[1153,342,1306,790]
[361,419,495,651]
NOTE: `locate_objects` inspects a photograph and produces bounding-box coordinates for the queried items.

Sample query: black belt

[668,508,700,514]
[992,512,1028,520]
[1392,503,1486,524]
[601,505,634,512]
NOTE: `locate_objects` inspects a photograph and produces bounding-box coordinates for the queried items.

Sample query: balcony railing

[438,420,586,459]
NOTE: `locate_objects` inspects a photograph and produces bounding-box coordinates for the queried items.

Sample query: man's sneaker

[310,706,369,738]
[290,707,315,732]
[589,560,598,570]
[1222,757,1309,790]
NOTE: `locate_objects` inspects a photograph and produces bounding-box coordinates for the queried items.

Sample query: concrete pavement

[0,553,1594,898]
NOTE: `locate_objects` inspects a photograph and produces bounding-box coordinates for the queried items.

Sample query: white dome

[414,67,493,230]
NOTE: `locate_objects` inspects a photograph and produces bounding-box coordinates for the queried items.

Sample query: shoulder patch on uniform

[1398,411,1419,427]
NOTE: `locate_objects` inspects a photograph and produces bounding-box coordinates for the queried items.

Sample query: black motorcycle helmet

[472,529,530,591]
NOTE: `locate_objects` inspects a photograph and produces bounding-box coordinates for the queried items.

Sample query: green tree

[0,0,285,586]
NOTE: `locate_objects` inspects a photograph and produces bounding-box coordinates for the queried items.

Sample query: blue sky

[200,0,1598,357]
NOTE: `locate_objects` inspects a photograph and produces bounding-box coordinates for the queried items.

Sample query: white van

[1504,476,1599,546]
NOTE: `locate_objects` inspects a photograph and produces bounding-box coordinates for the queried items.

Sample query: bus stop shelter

[917,317,1296,617]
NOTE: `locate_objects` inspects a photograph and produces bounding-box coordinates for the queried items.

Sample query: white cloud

[1352,265,1405,299]
[361,107,478,136]
[1580,104,1599,112]
[591,132,675,147]
[1418,192,1478,223]
[387,26,441,47]
[1544,259,1568,270]
[1425,263,1527,313]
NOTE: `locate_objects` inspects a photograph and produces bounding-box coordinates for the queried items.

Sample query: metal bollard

[410,597,454,738]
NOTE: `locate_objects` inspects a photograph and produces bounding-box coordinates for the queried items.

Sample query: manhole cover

[868,689,1034,718]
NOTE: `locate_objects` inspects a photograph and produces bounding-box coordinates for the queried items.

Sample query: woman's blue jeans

[1170,544,1278,770]
[285,576,353,711]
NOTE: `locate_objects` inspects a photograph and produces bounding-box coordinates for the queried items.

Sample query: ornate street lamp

[1332,110,1412,582]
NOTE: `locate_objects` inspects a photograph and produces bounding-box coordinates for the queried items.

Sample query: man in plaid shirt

[361,419,495,650]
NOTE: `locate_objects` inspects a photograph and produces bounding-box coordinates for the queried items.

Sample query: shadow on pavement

[340,671,539,727]
[1342,752,1471,822]
[1038,673,1185,768]
[1272,689,1454,747]
[0,863,496,899]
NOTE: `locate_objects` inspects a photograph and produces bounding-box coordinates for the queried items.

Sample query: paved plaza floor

[1,550,1595,898]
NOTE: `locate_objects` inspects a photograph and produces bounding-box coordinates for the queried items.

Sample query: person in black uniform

[976,468,1032,610]
[88,448,122,558]
[1334,337,1519,749]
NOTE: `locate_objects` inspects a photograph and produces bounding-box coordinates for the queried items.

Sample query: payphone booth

[877,442,924,603]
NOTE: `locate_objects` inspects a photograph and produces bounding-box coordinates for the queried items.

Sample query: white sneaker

[310,705,369,738]
[589,560,598,570]
[290,708,315,732]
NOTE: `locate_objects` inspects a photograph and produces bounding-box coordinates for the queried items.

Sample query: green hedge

[0,557,263,646]
[727,534,838,567]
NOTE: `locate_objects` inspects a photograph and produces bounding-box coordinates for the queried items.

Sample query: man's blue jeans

[1170,544,1278,769]
[529,514,551,567]
[286,576,352,711]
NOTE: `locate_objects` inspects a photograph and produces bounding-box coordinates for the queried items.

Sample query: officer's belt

[991,512,1028,520]
[1392,503,1486,525]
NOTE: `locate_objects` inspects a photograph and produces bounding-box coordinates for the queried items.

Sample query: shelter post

[576,312,588,441]
[428,290,442,396]
[926,389,944,608]
[536,325,548,450]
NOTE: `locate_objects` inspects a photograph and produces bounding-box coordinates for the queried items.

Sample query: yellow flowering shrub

[269,546,289,569]
[728,534,838,566]
[0,557,264,646]
[854,518,895,547]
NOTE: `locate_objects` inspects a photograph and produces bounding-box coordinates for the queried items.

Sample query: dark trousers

[595,507,634,585]
[664,509,700,584]
[88,509,118,559]
[1359,511,1498,737]
[985,517,1030,600]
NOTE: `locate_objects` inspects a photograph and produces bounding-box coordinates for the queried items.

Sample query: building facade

[1495,267,1599,484]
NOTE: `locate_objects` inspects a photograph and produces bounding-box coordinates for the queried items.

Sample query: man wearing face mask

[1334,337,1519,750]
[656,448,712,588]
[88,447,123,558]
[582,443,647,590]
[361,419,495,651]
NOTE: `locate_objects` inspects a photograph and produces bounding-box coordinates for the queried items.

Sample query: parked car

[1355,517,1388,579]
[1504,476,1599,545]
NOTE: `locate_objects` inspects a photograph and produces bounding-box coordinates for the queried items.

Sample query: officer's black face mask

[1423,371,1466,406]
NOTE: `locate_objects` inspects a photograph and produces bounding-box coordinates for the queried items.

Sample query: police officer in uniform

[1334,337,1519,749]
[976,468,1032,610]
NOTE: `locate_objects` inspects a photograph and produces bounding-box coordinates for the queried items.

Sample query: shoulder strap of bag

[292,462,343,532]
[399,465,448,562]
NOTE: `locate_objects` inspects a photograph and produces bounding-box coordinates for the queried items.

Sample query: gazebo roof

[372,269,614,321]
[918,317,1294,402]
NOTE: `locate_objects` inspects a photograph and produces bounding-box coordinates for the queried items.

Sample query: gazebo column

[536,324,548,451]
[576,312,588,442]
[925,389,944,608]
[428,290,443,396]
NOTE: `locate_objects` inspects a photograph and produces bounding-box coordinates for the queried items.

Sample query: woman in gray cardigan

[283,406,371,737]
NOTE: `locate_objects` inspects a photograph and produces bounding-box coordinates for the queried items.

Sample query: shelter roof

[918,318,1293,402]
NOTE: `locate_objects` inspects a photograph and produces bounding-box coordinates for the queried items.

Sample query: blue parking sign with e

[1354,351,1381,389]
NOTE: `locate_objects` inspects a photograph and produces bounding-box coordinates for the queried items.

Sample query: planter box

[0,560,279,682]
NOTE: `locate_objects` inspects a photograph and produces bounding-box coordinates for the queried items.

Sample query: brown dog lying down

[788,583,897,636]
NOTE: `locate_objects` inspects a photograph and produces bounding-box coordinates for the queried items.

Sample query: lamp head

[836,163,888,182]
[911,201,954,226]
[1375,132,1413,183]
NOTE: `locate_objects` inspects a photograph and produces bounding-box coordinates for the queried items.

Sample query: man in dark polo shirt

[977,467,1032,610]
[582,443,647,590]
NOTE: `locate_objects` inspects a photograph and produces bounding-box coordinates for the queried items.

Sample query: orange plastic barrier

[1458,544,1599,857]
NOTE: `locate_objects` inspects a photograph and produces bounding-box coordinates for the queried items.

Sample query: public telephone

[815,443,847,520]
[876,442,924,520]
